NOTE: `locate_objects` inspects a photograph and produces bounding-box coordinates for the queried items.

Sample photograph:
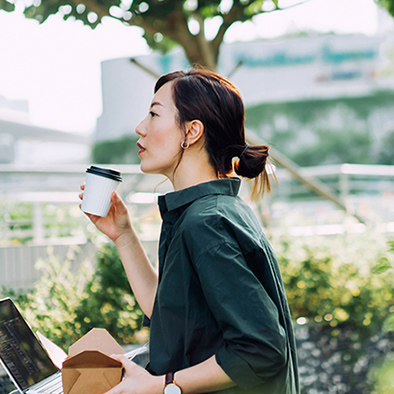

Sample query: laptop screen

[0,298,58,391]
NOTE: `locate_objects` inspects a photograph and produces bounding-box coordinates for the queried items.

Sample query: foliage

[2,230,393,386]
[369,353,394,394]
[1,243,145,349]
[367,239,394,393]
[290,128,371,166]
[246,91,394,126]
[245,91,394,166]
[92,135,140,164]
[73,243,145,345]
[378,131,394,165]
[1,202,33,244]
[2,247,93,347]
[1,201,84,245]
[274,235,394,391]
[274,236,394,342]
[0,0,306,69]
[378,0,394,19]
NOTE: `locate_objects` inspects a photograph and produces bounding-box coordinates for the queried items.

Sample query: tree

[1,0,307,70]
[2,0,354,215]
[377,0,394,18]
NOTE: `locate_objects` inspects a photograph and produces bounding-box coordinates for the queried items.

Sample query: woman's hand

[104,355,163,394]
[80,184,158,317]
[79,184,132,243]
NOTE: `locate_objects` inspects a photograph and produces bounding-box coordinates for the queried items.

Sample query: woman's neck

[172,171,218,191]
[169,151,218,192]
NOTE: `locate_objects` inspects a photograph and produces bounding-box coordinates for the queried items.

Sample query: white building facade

[0,96,90,164]
[95,33,394,143]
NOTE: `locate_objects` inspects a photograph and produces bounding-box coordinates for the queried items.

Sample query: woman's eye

[150,111,158,117]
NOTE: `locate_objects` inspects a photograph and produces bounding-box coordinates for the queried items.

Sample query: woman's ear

[185,120,204,146]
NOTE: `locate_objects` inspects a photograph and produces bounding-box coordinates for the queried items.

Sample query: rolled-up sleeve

[193,240,288,390]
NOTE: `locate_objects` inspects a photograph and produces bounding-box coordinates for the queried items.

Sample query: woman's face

[135,81,184,177]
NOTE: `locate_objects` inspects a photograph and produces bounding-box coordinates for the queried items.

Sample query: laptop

[0,297,148,394]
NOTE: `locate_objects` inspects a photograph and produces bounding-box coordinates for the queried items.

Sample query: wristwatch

[164,372,182,394]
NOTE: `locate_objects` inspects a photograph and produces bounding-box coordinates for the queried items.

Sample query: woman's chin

[140,163,158,175]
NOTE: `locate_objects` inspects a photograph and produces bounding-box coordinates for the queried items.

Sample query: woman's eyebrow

[150,101,164,109]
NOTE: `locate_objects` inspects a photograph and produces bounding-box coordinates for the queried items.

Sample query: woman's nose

[135,118,147,137]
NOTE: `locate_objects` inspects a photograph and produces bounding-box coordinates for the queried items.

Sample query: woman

[80,68,299,394]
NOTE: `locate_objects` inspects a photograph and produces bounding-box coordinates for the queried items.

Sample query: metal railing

[1,163,394,244]
[1,163,394,289]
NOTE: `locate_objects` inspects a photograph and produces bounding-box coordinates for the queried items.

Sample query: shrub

[275,236,394,340]
[1,243,145,349]
[92,135,139,164]
[2,232,392,368]
[73,243,145,345]
[369,353,394,394]
[273,234,394,377]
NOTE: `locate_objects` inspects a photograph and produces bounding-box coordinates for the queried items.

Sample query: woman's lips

[137,142,146,155]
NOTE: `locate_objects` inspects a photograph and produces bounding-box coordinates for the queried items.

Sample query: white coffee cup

[81,166,122,217]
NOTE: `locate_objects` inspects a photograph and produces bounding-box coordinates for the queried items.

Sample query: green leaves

[92,135,140,164]
[382,313,394,333]
[0,0,15,12]
[0,0,307,68]
[371,257,393,274]
[245,91,394,167]
[276,236,394,341]
[372,241,394,274]
[1,243,145,348]
[377,0,394,18]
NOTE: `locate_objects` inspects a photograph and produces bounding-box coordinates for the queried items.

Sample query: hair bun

[234,144,272,196]
[238,143,249,159]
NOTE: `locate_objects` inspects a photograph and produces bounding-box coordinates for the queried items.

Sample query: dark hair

[154,68,272,196]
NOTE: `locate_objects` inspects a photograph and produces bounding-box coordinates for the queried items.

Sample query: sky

[0,0,387,134]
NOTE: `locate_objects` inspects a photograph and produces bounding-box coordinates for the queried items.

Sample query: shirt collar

[158,178,241,220]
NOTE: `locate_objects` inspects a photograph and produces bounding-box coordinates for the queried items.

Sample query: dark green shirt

[145,178,299,394]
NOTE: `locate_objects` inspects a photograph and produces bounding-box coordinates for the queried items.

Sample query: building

[95,32,394,158]
[0,96,91,165]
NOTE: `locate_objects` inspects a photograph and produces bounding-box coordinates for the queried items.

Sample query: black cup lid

[86,166,122,182]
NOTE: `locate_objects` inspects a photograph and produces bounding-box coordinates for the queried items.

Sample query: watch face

[164,383,182,394]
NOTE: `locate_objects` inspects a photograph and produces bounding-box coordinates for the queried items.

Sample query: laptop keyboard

[36,379,62,394]
[27,373,63,394]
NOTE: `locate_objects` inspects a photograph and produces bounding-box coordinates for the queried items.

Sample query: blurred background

[1,0,394,393]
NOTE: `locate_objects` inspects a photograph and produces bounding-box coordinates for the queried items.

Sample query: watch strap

[165,372,175,385]
[164,372,182,394]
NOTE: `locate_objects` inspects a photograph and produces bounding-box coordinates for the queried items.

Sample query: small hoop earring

[181,141,189,150]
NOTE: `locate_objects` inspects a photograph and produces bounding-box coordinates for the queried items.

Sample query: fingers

[85,212,101,222]
[111,192,129,215]
[102,356,131,394]
[103,385,119,394]
[111,354,126,362]
[111,354,134,369]
[79,183,85,201]
[103,358,156,394]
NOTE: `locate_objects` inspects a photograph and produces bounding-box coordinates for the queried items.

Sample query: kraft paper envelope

[61,328,125,394]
